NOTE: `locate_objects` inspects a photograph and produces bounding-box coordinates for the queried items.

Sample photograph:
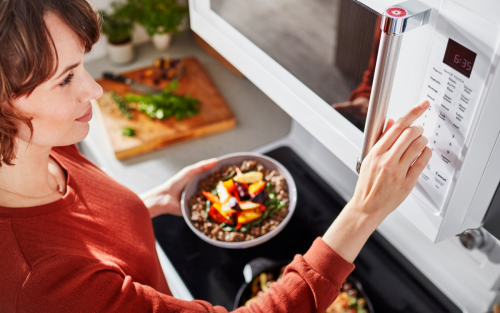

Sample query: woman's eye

[59,73,74,87]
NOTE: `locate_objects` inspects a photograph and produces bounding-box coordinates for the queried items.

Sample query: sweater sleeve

[18,238,354,313]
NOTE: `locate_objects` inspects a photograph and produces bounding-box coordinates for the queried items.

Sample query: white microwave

[189,0,500,311]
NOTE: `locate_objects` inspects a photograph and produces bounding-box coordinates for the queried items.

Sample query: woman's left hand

[141,158,217,218]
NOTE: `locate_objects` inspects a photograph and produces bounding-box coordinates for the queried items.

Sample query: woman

[0,0,431,312]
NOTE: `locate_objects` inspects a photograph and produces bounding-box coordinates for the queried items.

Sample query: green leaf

[99,4,134,44]
[123,80,200,121]
[122,127,136,137]
[111,92,134,119]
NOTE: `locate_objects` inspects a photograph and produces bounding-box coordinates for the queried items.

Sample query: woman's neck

[0,139,65,207]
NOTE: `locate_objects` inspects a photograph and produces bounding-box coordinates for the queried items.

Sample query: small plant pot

[106,39,134,64]
[152,33,173,51]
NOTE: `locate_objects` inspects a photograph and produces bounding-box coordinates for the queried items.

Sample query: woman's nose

[79,70,103,103]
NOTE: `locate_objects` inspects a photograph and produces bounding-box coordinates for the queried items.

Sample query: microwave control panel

[413,4,493,213]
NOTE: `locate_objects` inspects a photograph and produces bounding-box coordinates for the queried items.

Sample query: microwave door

[210,0,379,131]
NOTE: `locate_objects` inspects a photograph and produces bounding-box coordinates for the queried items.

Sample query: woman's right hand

[322,100,432,263]
[350,99,432,224]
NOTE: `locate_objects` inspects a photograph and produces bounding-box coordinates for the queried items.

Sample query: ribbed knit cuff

[303,238,355,287]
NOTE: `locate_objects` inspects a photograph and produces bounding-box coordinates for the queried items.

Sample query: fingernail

[419,100,430,109]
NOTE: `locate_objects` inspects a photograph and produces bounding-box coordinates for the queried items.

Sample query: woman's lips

[76,107,93,122]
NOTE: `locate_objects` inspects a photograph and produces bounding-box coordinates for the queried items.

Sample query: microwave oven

[188,0,500,311]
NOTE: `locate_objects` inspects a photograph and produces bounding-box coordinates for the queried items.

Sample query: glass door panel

[211,0,380,131]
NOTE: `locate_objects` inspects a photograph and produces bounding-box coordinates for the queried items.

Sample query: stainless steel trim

[358,33,402,173]
[356,1,432,173]
[381,1,432,36]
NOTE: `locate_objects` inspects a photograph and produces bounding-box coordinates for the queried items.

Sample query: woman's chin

[59,122,91,147]
[74,122,91,143]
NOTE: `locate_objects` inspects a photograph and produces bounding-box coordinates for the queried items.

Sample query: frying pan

[233,257,375,312]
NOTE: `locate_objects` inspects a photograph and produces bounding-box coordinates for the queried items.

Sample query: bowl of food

[181,152,297,249]
[235,258,374,313]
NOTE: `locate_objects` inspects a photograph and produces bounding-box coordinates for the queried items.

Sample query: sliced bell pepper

[212,202,234,218]
[202,191,220,204]
[208,206,234,225]
[236,212,242,229]
[221,201,238,215]
[223,179,236,193]
[248,180,266,197]
[237,208,262,224]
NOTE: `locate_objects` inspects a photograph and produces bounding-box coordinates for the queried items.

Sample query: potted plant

[100,2,135,64]
[127,0,188,50]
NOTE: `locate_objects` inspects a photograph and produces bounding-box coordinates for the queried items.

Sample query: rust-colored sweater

[0,145,354,313]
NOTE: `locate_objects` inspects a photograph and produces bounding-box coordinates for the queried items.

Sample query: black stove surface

[153,146,460,312]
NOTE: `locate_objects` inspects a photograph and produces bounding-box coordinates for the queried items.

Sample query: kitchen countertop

[82,31,291,194]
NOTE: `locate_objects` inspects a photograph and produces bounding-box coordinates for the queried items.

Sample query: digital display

[443,38,477,78]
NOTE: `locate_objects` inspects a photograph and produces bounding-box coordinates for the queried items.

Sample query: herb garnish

[111,91,134,119]
[125,80,200,121]
[122,127,136,137]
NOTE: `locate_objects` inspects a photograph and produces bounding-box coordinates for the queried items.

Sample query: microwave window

[442,38,476,78]
[211,0,380,132]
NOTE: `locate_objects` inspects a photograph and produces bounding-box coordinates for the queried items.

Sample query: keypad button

[463,84,473,97]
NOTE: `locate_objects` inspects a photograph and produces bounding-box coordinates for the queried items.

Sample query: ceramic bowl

[181,152,297,249]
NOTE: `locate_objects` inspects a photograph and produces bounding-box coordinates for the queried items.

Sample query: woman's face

[12,12,103,148]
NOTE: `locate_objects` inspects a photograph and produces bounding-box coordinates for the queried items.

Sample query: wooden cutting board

[94,57,236,160]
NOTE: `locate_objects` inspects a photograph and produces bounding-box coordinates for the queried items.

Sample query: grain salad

[188,160,289,242]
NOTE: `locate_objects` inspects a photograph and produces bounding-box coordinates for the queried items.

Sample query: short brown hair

[0,0,101,166]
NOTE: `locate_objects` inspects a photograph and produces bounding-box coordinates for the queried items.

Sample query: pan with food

[234,258,374,313]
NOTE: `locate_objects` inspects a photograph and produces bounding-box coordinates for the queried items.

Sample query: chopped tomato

[223,179,236,193]
[248,180,266,197]
[259,204,266,212]
[202,191,220,204]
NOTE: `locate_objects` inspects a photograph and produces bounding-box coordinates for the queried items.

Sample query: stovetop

[153,146,460,312]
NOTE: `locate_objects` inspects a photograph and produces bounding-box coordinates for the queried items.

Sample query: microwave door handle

[356,1,432,174]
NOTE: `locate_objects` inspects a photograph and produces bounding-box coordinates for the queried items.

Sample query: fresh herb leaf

[122,127,136,137]
[125,81,200,121]
[222,170,236,181]
[222,225,236,232]
[111,92,134,119]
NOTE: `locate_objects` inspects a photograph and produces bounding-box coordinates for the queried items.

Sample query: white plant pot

[106,39,134,64]
[152,33,173,51]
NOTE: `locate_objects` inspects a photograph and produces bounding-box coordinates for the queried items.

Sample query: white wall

[84,0,151,63]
